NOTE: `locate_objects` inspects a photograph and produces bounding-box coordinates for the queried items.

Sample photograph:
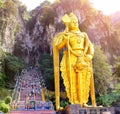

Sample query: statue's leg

[82,68,91,105]
[77,71,83,106]
[67,54,78,104]
[60,52,71,102]
[83,70,89,104]
[71,67,78,104]
[77,69,90,106]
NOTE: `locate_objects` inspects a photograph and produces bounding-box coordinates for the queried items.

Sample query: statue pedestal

[65,104,81,114]
[64,104,115,114]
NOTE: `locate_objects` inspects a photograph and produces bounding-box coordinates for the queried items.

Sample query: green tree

[4,0,17,16]
[113,56,120,81]
[4,53,24,84]
[0,48,5,87]
[39,53,64,91]
[39,54,54,90]
[93,45,112,95]
[0,0,5,8]
[40,2,56,26]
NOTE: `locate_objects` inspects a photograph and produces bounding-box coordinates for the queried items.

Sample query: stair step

[9,110,56,114]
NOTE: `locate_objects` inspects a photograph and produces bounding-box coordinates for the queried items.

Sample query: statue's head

[69,13,79,30]
[62,13,79,31]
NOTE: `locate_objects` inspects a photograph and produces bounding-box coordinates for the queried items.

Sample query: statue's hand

[75,60,88,70]
[85,55,92,61]
[63,34,68,40]
[63,32,70,39]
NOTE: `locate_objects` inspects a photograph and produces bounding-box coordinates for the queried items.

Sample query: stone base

[65,104,81,114]
[64,104,115,114]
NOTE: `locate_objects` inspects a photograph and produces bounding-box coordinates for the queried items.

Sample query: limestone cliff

[1,0,119,65]
[0,0,19,53]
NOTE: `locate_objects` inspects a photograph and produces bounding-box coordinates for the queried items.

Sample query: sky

[19,0,120,15]
[19,0,55,11]
[90,0,120,15]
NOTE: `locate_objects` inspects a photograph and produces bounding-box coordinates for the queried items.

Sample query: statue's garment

[58,32,92,105]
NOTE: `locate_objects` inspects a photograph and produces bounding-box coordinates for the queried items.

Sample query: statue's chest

[69,33,84,45]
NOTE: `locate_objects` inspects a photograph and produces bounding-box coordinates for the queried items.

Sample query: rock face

[14,6,55,64]
[0,15,17,53]
[0,0,19,53]
[12,0,120,65]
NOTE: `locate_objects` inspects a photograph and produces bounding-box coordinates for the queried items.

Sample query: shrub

[5,96,12,104]
[0,102,10,113]
[60,98,69,108]
[96,84,120,107]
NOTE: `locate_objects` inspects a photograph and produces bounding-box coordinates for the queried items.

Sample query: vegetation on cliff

[0,0,120,108]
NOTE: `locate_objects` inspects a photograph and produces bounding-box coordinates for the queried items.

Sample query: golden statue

[53,13,96,110]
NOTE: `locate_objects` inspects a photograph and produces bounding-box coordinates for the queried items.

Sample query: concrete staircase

[10,69,56,114]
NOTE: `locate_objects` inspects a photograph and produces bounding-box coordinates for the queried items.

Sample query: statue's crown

[69,13,78,21]
[62,13,78,24]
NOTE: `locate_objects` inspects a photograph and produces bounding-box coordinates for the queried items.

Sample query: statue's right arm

[53,33,67,50]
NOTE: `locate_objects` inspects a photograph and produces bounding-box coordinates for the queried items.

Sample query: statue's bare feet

[83,104,98,107]
[98,105,103,107]
[83,104,103,108]
[83,104,92,107]
[56,107,63,111]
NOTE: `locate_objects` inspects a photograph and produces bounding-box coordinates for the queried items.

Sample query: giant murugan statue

[53,13,96,110]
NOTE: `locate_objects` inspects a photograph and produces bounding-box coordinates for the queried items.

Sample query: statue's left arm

[83,32,94,61]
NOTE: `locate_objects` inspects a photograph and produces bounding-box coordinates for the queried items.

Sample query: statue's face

[69,19,78,30]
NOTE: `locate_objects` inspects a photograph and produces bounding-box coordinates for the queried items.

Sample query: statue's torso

[69,32,85,50]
